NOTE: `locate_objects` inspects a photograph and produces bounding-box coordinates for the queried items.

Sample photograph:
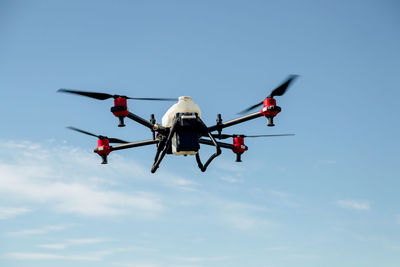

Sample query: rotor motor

[94,138,111,164]
[260,97,281,127]
[111,97,130,127]
[232,136,247,162]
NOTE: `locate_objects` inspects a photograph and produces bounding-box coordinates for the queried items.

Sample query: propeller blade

[66,126,129,143]
[58,89,114,100]
[212,133,295,139]
[211,134,234,140]
[245,134,295,138]
[126,97,177,101]
[268,74,299,98]
[237,74,299,114]
[237,101,263,115]
[58,89,177,101]
[108,138,129,144]
[67,126,99,138]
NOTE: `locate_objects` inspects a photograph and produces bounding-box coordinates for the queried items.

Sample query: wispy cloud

[37,244,68,250]
[218,175,243,183]
[0,140,164,217]
[267,190,299,207]
[37,238,105,250]
[112,263,160,267]
[2,252,100,261]
[337,199,370,211]
[264,246,319,260]
[0,140,202,217]
[213,159,246,173]
[0,207,32,219]
[7,224,72,236]
[4,246,156,262]
[167,177,198,192]
[67,238,105,245]
[85,246,157,258]
[213,159,247,184]
[218,201,273,230]
[175,256,229,262]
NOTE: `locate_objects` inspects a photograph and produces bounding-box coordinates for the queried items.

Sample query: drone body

[162,96,202,156]
[59,75,298,173]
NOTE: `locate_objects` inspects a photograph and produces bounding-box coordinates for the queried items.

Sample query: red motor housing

[111,97,129,117]
[260,97,281,126]
[111,97,129,127]
[96,138,111,156]
[232,136,247,162]
[94,138,111,164]
[233,136,246,154]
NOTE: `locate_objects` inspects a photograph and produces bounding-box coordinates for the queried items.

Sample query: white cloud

[175,256,229,262]
[112,263,160,267]
[267,190,299,207]
[218,201,273,230]
[337,199,370,211]
[37,244,68,250]
[167,177,198,192]
[2,252,100,261]
[0,207,32,219]
[67,238,105,245]
[7,224,72,236]
[4,246,157,262]
[173,193,275,231]
[218,175,242,183]
[37,238,105,250]
[73,246,157,261]
[0,140,164,217]
[264,246,318,261]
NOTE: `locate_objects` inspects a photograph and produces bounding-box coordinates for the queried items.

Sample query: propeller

[66,126,129,143]
[58,89,177,101]
[238,74,299,114]
[212,133,295,140]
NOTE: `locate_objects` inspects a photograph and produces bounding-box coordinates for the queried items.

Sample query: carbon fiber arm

[110,139,159,151]
[207,112,263,132]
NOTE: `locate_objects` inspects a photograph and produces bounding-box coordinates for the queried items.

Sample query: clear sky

[0,0,399,266]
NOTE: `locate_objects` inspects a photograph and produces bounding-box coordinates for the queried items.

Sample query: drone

[58,75,298,173]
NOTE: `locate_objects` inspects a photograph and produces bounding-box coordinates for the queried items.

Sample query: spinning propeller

[58,89,177,101]
[211,133,295,162]
[66,126,128,143]
[212,133,295,140]
[238,74,299,114]
[67,126,129,164]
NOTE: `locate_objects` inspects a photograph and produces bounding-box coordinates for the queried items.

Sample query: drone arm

[111,139,159,151]
[126,112,167,133]
[199,138,234,150]
[207,112,262,132]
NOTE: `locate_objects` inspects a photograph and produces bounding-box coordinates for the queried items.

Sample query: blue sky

[0,0,399,266]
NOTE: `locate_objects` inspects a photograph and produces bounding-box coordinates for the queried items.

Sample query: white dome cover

[161,96,201,127]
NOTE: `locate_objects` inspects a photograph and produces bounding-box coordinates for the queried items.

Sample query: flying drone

[58,75,298,173]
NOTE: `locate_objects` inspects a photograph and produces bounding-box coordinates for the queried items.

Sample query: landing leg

[195,119,221,172]
[151,119,178,173]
